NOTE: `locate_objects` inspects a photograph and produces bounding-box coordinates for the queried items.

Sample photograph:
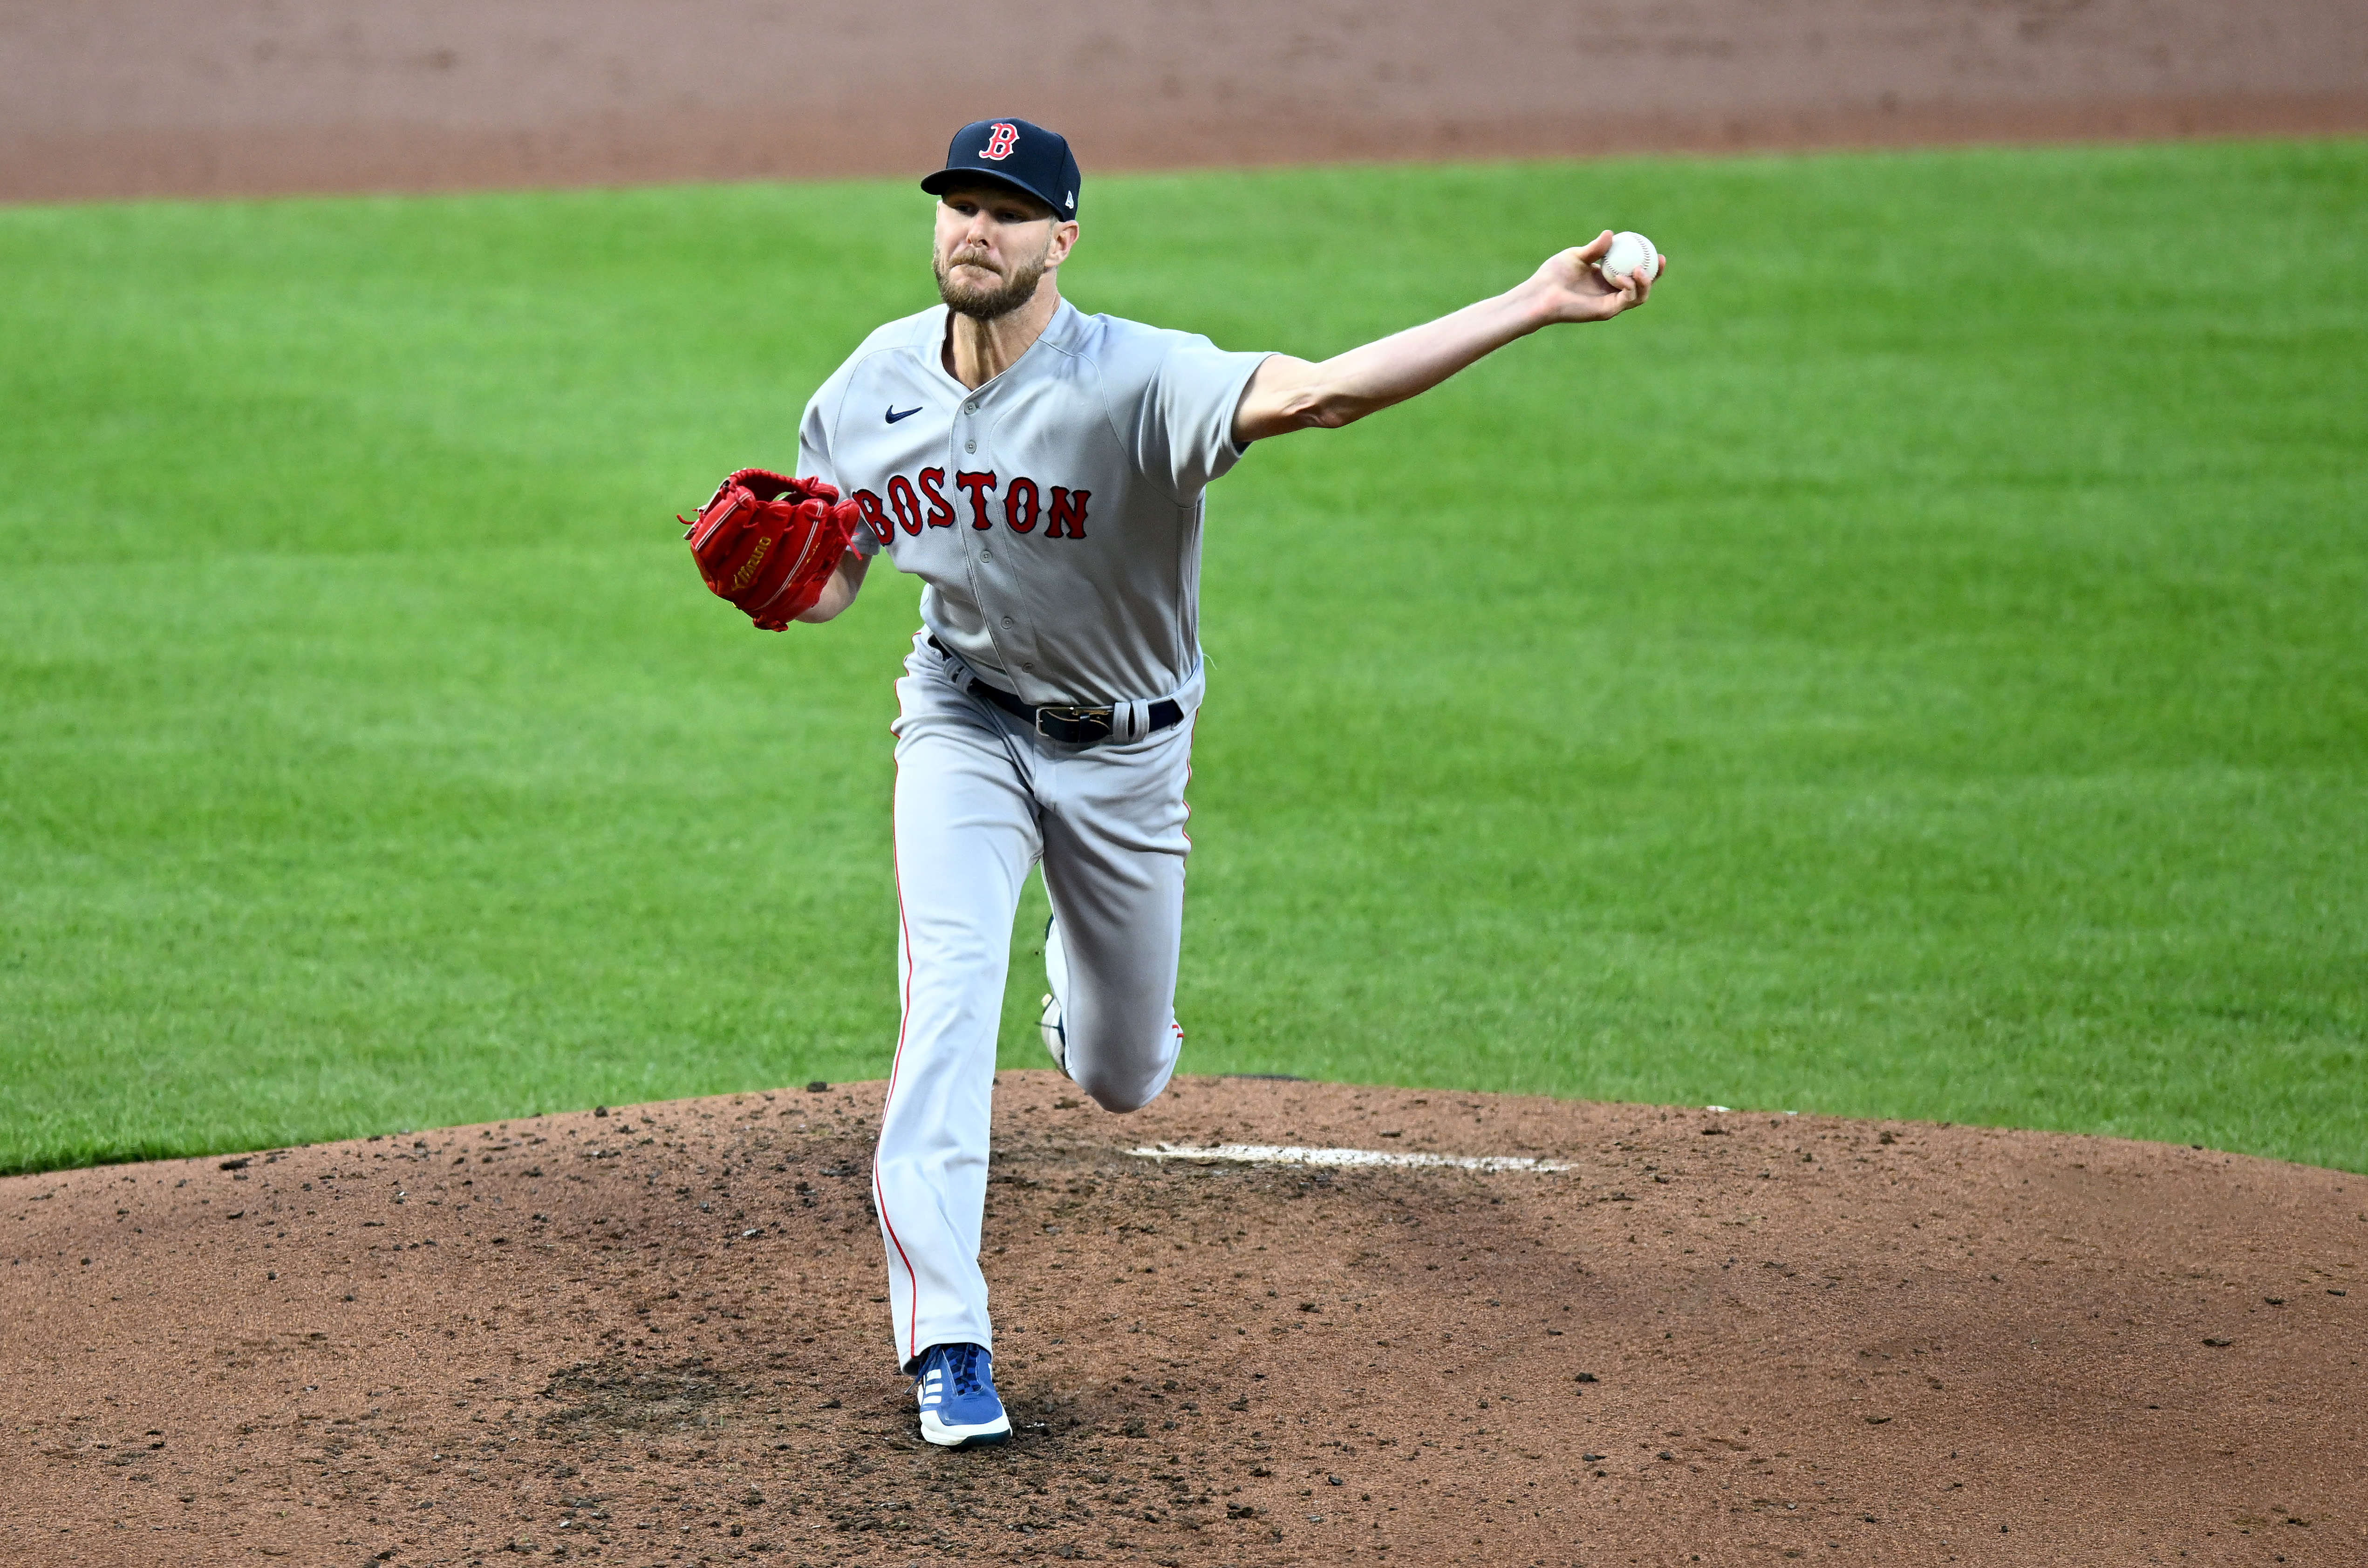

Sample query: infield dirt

[4,1073,2362,1566]
[4,0,2365,202]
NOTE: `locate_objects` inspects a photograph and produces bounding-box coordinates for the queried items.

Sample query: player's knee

[1071,1032,1180,1114]
[1077,1070,1160,1115]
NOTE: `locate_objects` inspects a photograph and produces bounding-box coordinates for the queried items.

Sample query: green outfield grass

[3,140,2362,1176]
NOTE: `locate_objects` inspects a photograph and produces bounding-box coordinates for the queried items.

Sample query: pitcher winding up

[677,116,1660,1447]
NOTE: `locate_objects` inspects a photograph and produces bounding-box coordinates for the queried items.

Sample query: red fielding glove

[679,469,865,631]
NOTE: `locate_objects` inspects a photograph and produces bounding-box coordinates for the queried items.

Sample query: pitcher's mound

[2,1073,2361,1564]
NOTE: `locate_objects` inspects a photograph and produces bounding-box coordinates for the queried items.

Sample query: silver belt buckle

[1036,704,1114,743]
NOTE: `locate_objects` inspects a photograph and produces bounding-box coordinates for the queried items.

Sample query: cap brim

[921,167,1061,216]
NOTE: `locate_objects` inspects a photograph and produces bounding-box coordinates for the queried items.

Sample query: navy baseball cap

[921,119,1079,222]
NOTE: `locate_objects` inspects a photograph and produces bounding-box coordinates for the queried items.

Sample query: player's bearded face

[934,222,1053,320]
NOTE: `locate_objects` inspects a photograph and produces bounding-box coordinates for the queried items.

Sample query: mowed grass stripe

[1,140,2361,1175]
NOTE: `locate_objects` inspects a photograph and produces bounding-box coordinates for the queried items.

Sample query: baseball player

[789,118,1658,1448]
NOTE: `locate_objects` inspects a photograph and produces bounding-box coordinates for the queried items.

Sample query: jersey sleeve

[1125,332,1273,501]
[798,362,848,490]
[798,356,880,556]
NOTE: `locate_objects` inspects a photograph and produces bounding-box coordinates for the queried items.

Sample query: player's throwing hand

[1531,229,1666,323]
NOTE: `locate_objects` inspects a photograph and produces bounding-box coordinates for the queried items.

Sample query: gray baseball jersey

[797,300,1270,706]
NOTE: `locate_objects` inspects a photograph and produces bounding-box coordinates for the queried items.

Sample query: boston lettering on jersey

[853,470,1091,543]
[799,302,1266,704]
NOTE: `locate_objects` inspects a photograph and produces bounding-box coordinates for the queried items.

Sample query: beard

[934,243,1049,321]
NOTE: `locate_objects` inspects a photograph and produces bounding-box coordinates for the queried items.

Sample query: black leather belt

[930,636,1182,745]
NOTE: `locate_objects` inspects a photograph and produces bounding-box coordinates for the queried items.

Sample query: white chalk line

[1126,1142,1571,1173]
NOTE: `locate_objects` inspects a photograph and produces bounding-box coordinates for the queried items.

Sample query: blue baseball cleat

[914,1342,1011,1449]
[1039,912,1071,1077]
[1038,991,1068,1076]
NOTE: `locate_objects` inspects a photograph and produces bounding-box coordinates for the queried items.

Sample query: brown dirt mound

[5,0,2366,203]
[3,1074,2363,1566]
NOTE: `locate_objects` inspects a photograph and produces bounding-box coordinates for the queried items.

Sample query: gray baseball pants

[871,632,1195,1371]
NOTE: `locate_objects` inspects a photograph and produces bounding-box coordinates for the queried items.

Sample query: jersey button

[1001,616,1015,628]
[964,440,976,453]
[978,549,991,561]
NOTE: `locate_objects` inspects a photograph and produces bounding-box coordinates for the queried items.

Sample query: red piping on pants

[875,743,923,1369]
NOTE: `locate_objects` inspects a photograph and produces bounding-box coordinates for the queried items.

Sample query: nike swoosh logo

[886,405,922,423]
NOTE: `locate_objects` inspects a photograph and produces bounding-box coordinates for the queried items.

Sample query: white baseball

[1599,230,1661,284]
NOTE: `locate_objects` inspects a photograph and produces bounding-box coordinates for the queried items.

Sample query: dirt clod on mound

[2,1074,2362,1564]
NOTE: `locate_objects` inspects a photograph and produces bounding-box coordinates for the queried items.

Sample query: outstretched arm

[1231,230,1661,445]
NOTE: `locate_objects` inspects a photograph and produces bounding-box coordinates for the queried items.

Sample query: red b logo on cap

[981,123,1019,161]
